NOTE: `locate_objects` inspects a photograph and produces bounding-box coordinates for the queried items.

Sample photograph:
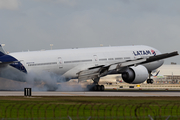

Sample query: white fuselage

[0,45,164,82]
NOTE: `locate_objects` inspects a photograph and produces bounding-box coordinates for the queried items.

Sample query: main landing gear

[87,77,105,91]
[147,72,154,84]
[87,84,105,91]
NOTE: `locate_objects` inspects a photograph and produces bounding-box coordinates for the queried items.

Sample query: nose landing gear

[147,79,153,84]
[147,71,154,84]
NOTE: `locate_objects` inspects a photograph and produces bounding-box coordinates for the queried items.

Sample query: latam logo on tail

[133,50,156,56]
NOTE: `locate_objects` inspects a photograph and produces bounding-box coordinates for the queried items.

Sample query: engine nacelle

[122,65,149,84]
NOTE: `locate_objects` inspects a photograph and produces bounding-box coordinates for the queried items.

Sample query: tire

[97,85,101,91]
[100,85,105,91]
[150,79,154,84]
[93,85,98,91]
[88,85,104,91]
[147,79,150,84]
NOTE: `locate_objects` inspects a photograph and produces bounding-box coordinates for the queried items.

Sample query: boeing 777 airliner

[0,44,178,91]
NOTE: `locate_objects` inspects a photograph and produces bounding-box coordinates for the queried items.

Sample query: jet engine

[122,65,148,84]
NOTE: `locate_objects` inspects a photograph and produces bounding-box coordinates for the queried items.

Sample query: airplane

[0,44,178,91]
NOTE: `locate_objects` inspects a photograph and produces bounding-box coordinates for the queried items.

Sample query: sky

[0,0,180,64]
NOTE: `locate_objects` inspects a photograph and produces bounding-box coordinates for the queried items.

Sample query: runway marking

[144,93,159,96]
[144,92,168,96]
[60,92,85,96]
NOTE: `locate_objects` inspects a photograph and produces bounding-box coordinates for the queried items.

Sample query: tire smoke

[0,68,86,91]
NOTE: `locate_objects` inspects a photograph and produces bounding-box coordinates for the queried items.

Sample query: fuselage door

[58,57,63,69]
[93,55,98,66]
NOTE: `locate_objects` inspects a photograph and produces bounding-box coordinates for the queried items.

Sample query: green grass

[0,96,180,119]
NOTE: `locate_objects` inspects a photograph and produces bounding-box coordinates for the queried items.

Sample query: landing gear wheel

[150,79,154,84]
[88,77,105,91]
[147,71,154,84]
[147,79,150,84]
[100,85,105,91]
[147,79,153,84]
[87,85,105,91]
[93,85,100,91]
[93,85,98,91]
[97,85,101,91]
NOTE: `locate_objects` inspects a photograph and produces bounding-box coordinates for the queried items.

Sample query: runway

[1,91,180,96]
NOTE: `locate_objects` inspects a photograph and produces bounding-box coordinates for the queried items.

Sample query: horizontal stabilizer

[0,54,18,64]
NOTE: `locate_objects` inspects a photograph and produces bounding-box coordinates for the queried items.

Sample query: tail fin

[0,44,6,56]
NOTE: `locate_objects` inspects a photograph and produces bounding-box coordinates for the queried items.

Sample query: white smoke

[24,71,86,91]
[0,67,86,91]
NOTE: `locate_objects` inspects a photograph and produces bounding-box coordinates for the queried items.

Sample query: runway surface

[1,91,180,96]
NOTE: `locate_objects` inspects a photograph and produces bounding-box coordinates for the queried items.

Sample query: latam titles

[133,50,151,56]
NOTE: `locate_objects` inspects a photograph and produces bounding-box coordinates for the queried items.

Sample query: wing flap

[77,67,101,82]
[77,58,147,82]
[78,73,99,82]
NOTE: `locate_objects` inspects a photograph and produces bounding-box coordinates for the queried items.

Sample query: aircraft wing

[77,51,179,82]
[141,51,178,64]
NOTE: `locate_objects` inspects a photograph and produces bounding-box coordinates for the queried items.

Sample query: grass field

[0,96,180,119]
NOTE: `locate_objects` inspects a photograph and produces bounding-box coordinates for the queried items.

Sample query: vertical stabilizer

[0,44,6,56]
